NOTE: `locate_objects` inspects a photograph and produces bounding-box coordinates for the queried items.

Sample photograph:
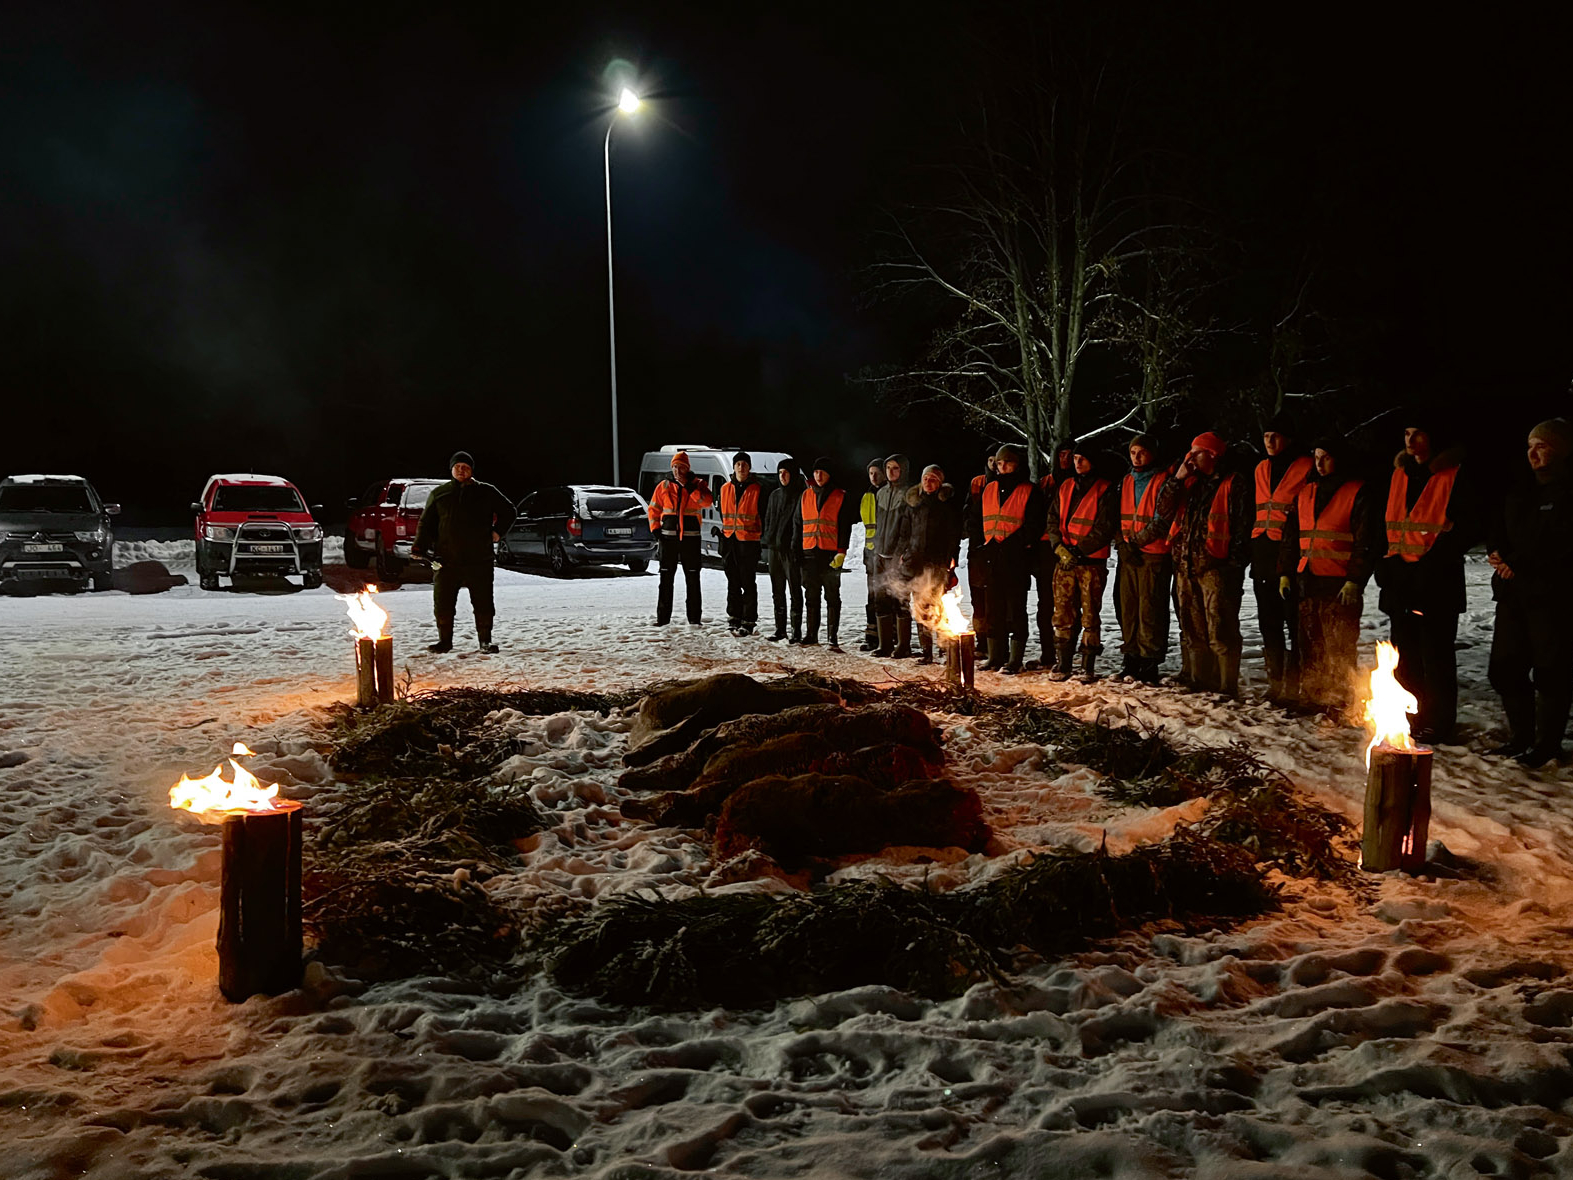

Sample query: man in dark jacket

[890,463,962,664]
[1114,433,1181,684]
[858,458,885,650]
[1252,415,1314,704]
[964,446,998,663]
[1373,414,1479,744]
[871,452,915,656]
[979,443,1045,674]
[411,451,516,654]
[1487,418,1573,767]
[791,457,860,651]
[1171,432,1254,697]
[761,459,804,643]
[719,451,765,636]
[1277,437,1380,716]
[1040,442,1119,680]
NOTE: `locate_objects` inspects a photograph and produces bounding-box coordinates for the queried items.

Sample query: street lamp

[605,87,640,487]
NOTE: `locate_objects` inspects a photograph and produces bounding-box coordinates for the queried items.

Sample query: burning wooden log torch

[934,588,975,690]
[341,585,394,707]
[170,744,302,1001]
[1361,641,1433,873]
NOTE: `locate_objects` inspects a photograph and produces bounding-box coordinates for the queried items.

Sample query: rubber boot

[1493,690,1536,757]
[427,616,454,654]
[917,626,934,665]
[1264,647,1286,702]
[1000,636,1026,675]
[892,616,914,659]
[1519,692,1572,768]
[802,599,820,646]
[873,615,896,657]
[1079,642,1102,681]
[1218,649,1241,700]
[1049,641,1075,682]
[860,604,879,651]
[827,599,842,652]
[982,631,1008,671]
[1025,640,1054,672]
[476,613,498,654]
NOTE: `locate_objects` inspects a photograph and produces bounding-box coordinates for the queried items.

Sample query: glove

[1278,575,1292,600]
[1337,580,1361,607]
[1055,544,1076,568]
[831,552,846,570]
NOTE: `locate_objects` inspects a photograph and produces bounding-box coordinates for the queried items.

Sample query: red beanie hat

[671,450,691,468]
[1189,432,1226,457]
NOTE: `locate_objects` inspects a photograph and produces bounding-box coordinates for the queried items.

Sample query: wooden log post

[944,632,976,691]
[218,803,304,1001]
[372,635,394,705]
[355,636,393,707]
[1362,748,1433,873]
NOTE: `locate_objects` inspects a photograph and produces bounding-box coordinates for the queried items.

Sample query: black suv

[0,475,120,592]
[497,485,655,575]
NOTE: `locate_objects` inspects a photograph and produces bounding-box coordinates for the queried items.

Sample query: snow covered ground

[4,539,1573,1178]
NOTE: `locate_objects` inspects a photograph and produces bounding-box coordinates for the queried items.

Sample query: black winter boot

[427,617,454,654]
[892,616,914,659]
[860,605,879,651]
[1049,641,1075,681]
[873,615,896,657]
[1518,692,1572,768]
[476,613,498,654]
[1000,637,1027,675]
[1079,643,1102,681]
[982,632,1008,671]
[1493,690,1536,757]
[916,626,934,665]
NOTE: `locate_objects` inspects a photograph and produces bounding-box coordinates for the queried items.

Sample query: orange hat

[670,450,691,468]
[1189,432,1226,457]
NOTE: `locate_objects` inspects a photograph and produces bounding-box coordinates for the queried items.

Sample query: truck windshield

[584,493,643,518]
[212,486,307,513]
[401,484,439,510]
[0,485,95,512]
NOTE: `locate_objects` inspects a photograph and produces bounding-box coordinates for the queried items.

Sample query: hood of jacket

[905,482,954,507]
[1393,445,1465,475]
[882,453,913,490]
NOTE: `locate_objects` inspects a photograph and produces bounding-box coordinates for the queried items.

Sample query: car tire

[92,572,112,592]
[344,532,371,568]
[199,571,220,591]
[548,540,570,577]
[302,569,324,590]
[626,559,648,574]
[496,540,514,568]
[375,545,403,585]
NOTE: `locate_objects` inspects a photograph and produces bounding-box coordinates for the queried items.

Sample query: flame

[1363,641,1422,767]
[935,589,973,637]
[339,584,388,640]
[169,743,284,821]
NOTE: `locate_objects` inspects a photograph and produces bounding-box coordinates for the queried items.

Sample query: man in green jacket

[412,451,516,654]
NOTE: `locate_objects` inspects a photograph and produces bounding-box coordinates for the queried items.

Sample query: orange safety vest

[982,481,1032,543]
[1058,477,1112,559]
[1197,474,1237,559]
[648,478,712,539]
[1296,479,1363,576]
[1252,455,1314,540]
[800,487,846,551]
[970,473,988,497]
[1119,470,1171,555]
[720,481,763,541]
[1385,464,1459,561]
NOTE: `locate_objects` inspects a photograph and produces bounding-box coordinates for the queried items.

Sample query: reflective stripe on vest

[1058,477,1112,559]
[720,481,762,540]
[1205,474,1236,559]
[800,487,846,551]
[1296,479,1363,576]
[1119,470,1171,555]
[1252,455,1314,540]
[982,481,1032,543]
[1385,465,1459,561]
[650,479,705,539]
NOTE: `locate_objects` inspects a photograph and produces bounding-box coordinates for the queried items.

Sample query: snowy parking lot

[4,541,1573,1177]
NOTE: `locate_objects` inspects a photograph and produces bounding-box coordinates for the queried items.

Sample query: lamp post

[604,87,640,487]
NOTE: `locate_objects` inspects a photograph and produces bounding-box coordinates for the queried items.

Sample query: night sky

[3,3,1567,523]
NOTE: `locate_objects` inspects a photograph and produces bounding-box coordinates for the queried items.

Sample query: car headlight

[293,524,323,542]
[74,527,107,542]
[203,525,236,542]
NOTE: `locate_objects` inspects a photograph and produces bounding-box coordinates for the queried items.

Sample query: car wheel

[199,571,220,591]
[626,559,648,574]
[344,532,371,568]
[549,540,570,577]
[496,540,514,568]
[375,545,403,584]
[302,568,324,590]
[92,572,112,592]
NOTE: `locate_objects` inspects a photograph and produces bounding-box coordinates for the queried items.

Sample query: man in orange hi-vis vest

[791,456,859,651]
[1373,413,1478,744]
[647,449,714,626]
[719,451,765,636]
[1251,415,1314,704]
[1171,432,1253,698]
[1038,440,1118,680]
[1276,436,1380,716]
[978,443,1044,674]
[1114,433,1181,684]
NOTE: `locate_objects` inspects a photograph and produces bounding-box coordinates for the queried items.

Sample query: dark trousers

[1253,570,1298,695]
[864,559,880,644]
[1488,598,1573,751]
[1117,553,1171,660]
[433,562,495,629]
[983,542,1031,649]
[722,539,761,626]
[1297,585,1361,713]
[1388,607,1459,742]
[801,551,842,642]
[768,547,803,637]
[967,558,990,640]
[1032,544,1056,657]
[657,534,703,624]
[870,553,910,619]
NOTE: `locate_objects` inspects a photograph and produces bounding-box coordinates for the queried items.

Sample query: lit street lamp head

[618,88,641,115]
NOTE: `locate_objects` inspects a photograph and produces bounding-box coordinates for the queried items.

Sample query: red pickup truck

[344,477,445,581]
[193,473,324,590]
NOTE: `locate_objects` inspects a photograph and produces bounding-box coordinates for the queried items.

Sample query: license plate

[607,527,633,537]
[22,543,63,553]
[249,544,286,554]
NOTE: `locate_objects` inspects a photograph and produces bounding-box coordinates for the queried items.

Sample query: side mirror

[310,503,324,515]
[190,502,203,514]
[104,503,122,516]
[345,497,358,508]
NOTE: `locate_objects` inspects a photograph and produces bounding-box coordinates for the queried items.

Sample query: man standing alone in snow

[412,451,516,654]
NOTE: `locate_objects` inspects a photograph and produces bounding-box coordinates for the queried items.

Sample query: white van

[637,445,797,561]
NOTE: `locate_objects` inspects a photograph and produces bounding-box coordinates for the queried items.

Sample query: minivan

[636,445,796,561]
